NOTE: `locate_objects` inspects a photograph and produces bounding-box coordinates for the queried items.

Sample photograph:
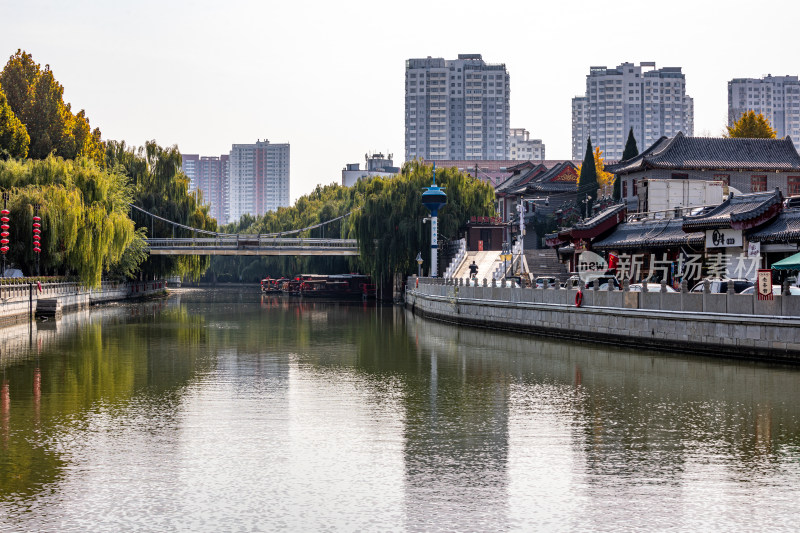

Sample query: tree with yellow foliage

[726,111,777,139]
[576,145,614,196]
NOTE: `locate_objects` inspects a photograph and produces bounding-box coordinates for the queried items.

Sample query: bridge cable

[128,204,358,239]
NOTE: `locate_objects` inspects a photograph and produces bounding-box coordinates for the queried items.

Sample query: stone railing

[411,276,800,317]
[0,280,167,325]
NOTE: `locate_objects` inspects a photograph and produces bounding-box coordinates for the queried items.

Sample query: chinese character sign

[757,269,773,300]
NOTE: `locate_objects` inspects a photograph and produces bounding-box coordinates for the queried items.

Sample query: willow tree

[207,182,357,282]
[106,140,217,281]
[0,155,140,285]
[348,160,495,282]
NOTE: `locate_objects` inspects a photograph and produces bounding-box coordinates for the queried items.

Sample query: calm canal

[1,287,799,531]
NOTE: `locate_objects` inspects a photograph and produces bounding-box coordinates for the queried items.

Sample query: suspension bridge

[131,205,360,256]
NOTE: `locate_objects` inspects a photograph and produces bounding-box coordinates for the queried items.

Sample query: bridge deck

[146,237,359,256]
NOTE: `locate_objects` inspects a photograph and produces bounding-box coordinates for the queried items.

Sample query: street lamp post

[582,194,591,219]
[416,252,423,278]
[421,164,447,277]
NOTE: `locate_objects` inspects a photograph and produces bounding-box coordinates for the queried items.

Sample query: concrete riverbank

[0,280,166,326]
[406,278,800,363]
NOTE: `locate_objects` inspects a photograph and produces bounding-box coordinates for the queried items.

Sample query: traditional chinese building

[495,160,580,248]
[546,190,800,285]
[609,133,800,212]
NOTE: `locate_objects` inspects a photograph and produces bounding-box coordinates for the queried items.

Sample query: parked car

[740,284,800,295]
[690,279,754,294]
[562,275,581,289]
[629,283,677,293]
[563,275,621,290]
[534,276,558,288]
[594,275,621,291]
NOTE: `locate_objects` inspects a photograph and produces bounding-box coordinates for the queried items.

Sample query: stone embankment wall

[0,280,166,326]
[406,278,800,363]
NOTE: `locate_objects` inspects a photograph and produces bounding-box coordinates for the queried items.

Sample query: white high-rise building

[405,54,510,161]
[571,97,589,159]
[228,140,290,223]
[571,62,694,160]
[508,128,545,160]
[728,75,800,149]
[181,154,230,224]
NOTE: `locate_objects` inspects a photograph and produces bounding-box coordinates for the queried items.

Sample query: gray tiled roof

[593,218,705,250]
[574,204,627,231]
[510,161,578,195]
[682,189,782,230]
[610,132,800,175]
[748,208,800,243]
[495,163,547,193]
[605,136,670,174]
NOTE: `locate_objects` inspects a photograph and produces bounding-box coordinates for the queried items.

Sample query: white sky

[3,0,799,203]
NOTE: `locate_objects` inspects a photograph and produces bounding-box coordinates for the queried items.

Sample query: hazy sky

[3,0,799,202]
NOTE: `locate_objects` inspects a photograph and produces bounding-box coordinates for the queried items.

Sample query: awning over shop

[772,251,800,270]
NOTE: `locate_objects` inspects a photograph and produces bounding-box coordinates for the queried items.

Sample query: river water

[1,287,799,531]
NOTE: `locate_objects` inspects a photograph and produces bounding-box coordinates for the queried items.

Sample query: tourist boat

[298,274,376,300]
[260,277,283,293]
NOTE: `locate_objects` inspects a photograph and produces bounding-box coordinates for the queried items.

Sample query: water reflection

[0,288,798,531]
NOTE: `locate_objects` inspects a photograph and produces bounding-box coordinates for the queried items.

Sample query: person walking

[469,260,479,280]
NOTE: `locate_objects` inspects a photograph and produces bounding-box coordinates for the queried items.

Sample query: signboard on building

[706,229,742,248]
[757,269,773,300]
[748,241,761,257]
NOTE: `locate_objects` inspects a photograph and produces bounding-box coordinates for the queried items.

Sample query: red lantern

[33,248,41,253]
[0,209,9,215]
[0,239,7,245]
[0,246,8,253]
[1,217,8,224]
[1,225,8,231]
[33,222,41,228]
[33,216,41,222]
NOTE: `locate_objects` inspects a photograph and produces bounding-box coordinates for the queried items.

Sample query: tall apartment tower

[181,154,230,224]
[728,75,800,150]
[405,54,510,161]
[571,62,694,160]
[228,140,290,223]
[571,97,589,158]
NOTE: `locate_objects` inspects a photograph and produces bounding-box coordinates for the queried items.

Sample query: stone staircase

[525,248,569,281]
[453,250,503,280]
